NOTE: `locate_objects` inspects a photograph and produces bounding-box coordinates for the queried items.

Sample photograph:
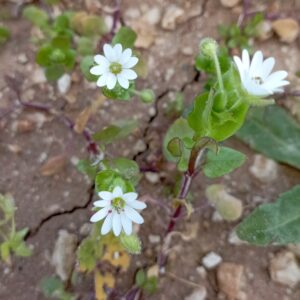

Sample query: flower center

[109,62,122,75]
[252,76,264,85]
[112,197,125,212]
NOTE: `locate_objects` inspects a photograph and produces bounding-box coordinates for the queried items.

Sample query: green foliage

[203,146,246,178]
[23,7,107,81]
[0,25,10,44]
[40,276,76,300]
[135,270,158,294]
[187,64,250,142]
[77,236,103,272]
[0,194,32,264]
[95,170,134,193]
[120,233,141,254]
[163,117,195,172]
[76,159,98,179]
[23,6,49,30]
[218,13,264,50]
[93,119,138,145]
[236,106,300,170]
[237,185,300,245]
[70,12,107,36]
[102,82,136,101]
[80,56,98,82]
[112,26,137,49]
[103,158,141,186]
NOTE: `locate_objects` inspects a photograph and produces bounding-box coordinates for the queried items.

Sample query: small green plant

[22,6,107,81]
[218,13,264,51]
[0,25,10,45]
[135,269,158,295]
[0,194,32,264]
[40,276,76,300]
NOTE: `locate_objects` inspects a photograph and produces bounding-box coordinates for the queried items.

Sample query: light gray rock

[51,230,78,281]
[184,287,207,300]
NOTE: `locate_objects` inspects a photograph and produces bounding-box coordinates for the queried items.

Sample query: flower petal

[90,65,107,75]
[123,57,139,68]
[96,73,108,87]
[233,56,246,81]
[112,212,122,236]
[98,191,113,201]
[119,48,132,64]
[106,73,117,90]
[123,192,138,203]
[117,74,130,89]
[249,50,263,77]
[264,70,288,85]
[124,206,144,224]
[128,200,147,210]
[101,213,113,235]
[121,69,138,80]
[93,200,111,207]
[113,186,123,198]
[103,44,115,61]
[242,49,250,71]
[120,213,132,235]
[90,207,109,222]
[261,57,275,80]
[113,43,123,60]
[243,77,272,97]
[94,54,109,66]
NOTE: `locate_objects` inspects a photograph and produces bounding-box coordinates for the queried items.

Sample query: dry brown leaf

[74,96,105,134]
[40,155,67,176]
[272,18,299,43]
[129,20,156,48]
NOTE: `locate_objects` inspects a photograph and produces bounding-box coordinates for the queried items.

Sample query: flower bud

[139,89,155,104]
[120,233,142,254]
[199,38,219,58]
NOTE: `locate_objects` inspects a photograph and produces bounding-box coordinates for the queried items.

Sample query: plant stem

[158,147,206,267]
[212,52,224,93]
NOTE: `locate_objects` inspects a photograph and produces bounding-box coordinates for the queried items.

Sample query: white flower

[233,49,289,97]
[90,186,146,236]
[90,43,138,90]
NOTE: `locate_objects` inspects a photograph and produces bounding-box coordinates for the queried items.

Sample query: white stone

[17,53,28,64]
[57,74,71,94]
[269,251,300,287]
[220,0,241,8]
[145,172,160,184]
[184,287,207,300]
[142,7,161,25]
[228,230,246,245]
[249,154,278,182]
[161,5,184,30]
[202,251,222,269]
[148,234,161,244]
[51,230,78,281]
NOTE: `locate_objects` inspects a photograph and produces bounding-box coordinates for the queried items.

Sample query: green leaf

[23,6,49,29]
[45,65,65,81]
[135,270,147,287]
[0,193,15,218]
[102,82,135,101]
[112,26,137,49]
[95,170,134,193]
[143,277,158,294]
[0,242,11,264]
[80,56,98,82]
[0,26,10,44]
[203,146,246,178]
[77,37,95,56]
[163,117,194,172]
[77,159,98,179]
[105,158,140,186]
[93,119,138,145]
[40,276,64,297]
[120,233,141,254]
[167,138,183,157]
[236,106,300,169]
[236,185,300,245]
[36,45,53,66]
[77,237,101,272]
[53,14,70,31]
[51,35,71,51]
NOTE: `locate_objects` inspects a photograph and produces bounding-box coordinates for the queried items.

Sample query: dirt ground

[1,0,300,299]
